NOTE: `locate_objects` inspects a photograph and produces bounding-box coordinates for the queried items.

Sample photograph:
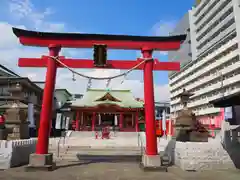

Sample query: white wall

[0,139,37,169]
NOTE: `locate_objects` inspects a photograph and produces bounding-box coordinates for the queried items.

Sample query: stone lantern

[173,88,208,142]
[4,82,29,140]
[180,88,193,108]
[175,88,194,128]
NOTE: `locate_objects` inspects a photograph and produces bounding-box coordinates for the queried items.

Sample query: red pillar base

[140,154,167,172]
[25,153,55,172]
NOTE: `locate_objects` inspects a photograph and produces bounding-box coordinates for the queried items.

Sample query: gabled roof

[71,89,143,108]
[0,65,20,77]
[55,89,72,97]
[95,92,121,102]
[0,101,28,108]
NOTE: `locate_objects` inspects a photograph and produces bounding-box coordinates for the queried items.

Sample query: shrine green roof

[71,89,143,108]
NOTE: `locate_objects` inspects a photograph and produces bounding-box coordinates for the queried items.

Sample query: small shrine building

[70,89,144,132]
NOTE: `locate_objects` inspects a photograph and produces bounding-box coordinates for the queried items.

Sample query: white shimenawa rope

[49,56,153,80]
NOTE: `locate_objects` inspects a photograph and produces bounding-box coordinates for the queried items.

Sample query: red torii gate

[12,27,186,170]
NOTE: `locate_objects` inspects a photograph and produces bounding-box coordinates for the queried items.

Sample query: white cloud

[0,22,25,49]
[152,20,177,36]
[0,0,170,102]
[0,22,49,69]
[8,0,64,32]
[151,20,177,56]
[53,69,170,102]
[9,0,53,20]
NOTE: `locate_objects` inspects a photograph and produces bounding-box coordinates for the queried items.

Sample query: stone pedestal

[173,141,239,171]
[174,127,190,142]
[140,154,167,172]
[189,131,208,142]
[5,107,29,140]
[6,123,29,140]
[0,128,7,140]
[25,153,55,171]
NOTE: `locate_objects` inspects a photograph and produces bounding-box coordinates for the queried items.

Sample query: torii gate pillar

[142,47,157,155]
[28,44,61,171]
[36,44,61,154]
[141,47,162,169]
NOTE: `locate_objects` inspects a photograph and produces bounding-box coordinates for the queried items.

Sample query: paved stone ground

[0,160,240,180]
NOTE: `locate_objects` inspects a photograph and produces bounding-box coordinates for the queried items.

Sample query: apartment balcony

[170,48,239,98]
[171,52,239,99]
[194,0,210,17]
[196,2,233,40]
[194,0,217,22]
[197,23,236,55]
[188,86,240,108]
[195,0,232,32]
[169,37,237,88]
[195,107,220,116]
[170,88,240,115]
[191,74,240,99]
[196,13,234,47]
[171,83,240,111]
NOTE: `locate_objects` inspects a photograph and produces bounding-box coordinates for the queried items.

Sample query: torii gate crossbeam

[18,57,180,71]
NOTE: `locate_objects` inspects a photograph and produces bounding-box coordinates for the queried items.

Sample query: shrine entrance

[12,27,185,170]
[101,113,114,126]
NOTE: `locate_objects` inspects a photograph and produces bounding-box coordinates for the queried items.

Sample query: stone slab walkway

[0,160,240,180]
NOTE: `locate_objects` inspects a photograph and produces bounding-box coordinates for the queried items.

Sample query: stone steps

[70,131,139,138]
[49,131,144,161]
[49,146,142,161]
[49,146,142,154]
[57,145,141,150]
[56,151,142,157]
[53,154,141,161]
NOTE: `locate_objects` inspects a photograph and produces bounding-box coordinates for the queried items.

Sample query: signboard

[55,113,62,129]
[224,106,233,120]
[65,117,70,130]
[162,110,166,131]
[28,103,35,127]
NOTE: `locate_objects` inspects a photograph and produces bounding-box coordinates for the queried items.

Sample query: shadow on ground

[56,155,141,169]
[223,125,240,168]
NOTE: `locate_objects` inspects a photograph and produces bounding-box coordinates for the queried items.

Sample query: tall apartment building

[168,10,196,71]
[169,0,240,126]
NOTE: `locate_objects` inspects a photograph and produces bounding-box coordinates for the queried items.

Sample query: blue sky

[0,0,194,100]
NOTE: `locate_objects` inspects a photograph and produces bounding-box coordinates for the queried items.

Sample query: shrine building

[69,89,144,132]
